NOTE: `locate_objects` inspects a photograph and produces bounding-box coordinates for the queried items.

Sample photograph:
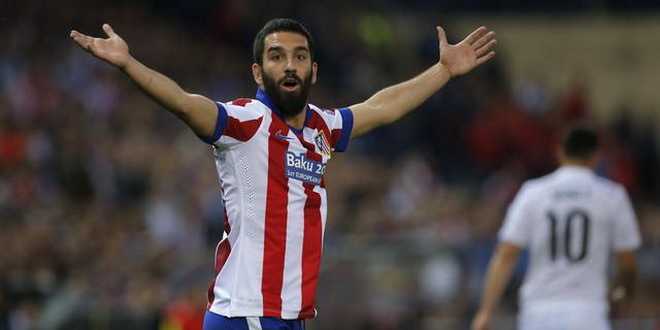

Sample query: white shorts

[519,302,610,330]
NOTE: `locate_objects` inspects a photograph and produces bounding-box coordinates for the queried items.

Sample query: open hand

[70,24,131,69]
[438,25,496,77]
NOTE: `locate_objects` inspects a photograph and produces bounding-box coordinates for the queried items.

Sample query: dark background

[1,1,659,329]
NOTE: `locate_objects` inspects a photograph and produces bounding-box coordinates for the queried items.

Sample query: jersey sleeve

[328,107,354,152]
[200,101,264,147]
[611,187,642,251]
[499,183,533,247]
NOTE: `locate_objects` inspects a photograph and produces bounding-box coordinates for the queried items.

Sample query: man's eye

[271,54,281,61]
[297,54,307,61]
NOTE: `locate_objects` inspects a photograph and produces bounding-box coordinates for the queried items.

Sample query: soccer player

[70,18,496,330]
[471,127,641,330]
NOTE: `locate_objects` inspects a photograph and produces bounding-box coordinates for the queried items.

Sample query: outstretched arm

[70,24,217,139]
[348,26,496,137]
[472,242,521,330]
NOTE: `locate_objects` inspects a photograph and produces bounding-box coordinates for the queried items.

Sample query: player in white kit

[472,127,641,330]
[70,18,497,330]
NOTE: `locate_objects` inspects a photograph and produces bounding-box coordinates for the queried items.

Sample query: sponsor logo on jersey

[285,152,326,185]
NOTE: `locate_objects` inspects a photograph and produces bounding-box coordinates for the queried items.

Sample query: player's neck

[284,110,307,130]
[560,159,593,170]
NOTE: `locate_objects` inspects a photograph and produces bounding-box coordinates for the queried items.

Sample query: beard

[261,69,313,118]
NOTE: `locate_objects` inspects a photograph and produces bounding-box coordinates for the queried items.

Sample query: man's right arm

[121,58,218,139]
[70,24,217,140]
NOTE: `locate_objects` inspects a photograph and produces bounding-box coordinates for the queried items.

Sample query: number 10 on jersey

[546,209,591,263]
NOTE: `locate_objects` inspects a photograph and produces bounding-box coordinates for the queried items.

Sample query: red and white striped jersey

[204,89,353,319]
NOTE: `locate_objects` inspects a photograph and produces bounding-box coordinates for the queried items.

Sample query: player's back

[500,165,638,311]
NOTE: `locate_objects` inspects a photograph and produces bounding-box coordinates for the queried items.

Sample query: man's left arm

[611,250,638,305]
[348,26,496,137]
[472,242,522,330]
[609,187,642,317]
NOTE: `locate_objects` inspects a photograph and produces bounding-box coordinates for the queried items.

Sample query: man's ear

[252,63,263,86]
[312,62,318,84]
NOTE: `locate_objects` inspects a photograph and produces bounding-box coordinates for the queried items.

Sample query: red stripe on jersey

[225,117,263,141]
[214,239,231,273]
[307,110,336,164]
[299,183,322,318]
[223,206,231,234]
[207,238,231,307]
[230,98,253,107]
[307,111,332,145]
[262,118,290,317]
[330,128,342,149]
[298,142,323,318]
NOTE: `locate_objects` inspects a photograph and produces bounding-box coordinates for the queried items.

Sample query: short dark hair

[253,18,315,65]
[562,126,599,159]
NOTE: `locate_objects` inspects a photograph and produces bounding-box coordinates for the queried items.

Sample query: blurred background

[1,0,659,329]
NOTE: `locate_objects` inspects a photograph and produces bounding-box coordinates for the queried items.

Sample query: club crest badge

[314,131,332,158]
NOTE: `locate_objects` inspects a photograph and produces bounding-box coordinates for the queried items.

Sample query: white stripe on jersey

[282,177,305,313]
[316,184,328,251]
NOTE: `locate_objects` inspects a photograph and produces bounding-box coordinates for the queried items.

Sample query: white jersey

[499,165,641,313]
[203,88,353,319]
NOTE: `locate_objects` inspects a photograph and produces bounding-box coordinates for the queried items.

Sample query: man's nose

[284,57,296,72]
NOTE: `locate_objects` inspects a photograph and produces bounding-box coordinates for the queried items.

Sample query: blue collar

[255,88,310,133]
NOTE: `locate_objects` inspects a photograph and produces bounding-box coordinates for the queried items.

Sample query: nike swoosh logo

[274,134,293,141]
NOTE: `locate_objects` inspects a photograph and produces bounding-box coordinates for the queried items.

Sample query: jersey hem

[209,304,315,320]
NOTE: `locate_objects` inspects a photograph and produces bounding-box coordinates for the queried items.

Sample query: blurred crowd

[2,1,659,330]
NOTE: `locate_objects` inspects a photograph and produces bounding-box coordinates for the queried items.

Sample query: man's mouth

[280,77,301,92]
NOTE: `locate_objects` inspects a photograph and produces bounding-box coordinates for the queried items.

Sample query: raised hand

[437,26,497,77]
[70,24,131,69]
